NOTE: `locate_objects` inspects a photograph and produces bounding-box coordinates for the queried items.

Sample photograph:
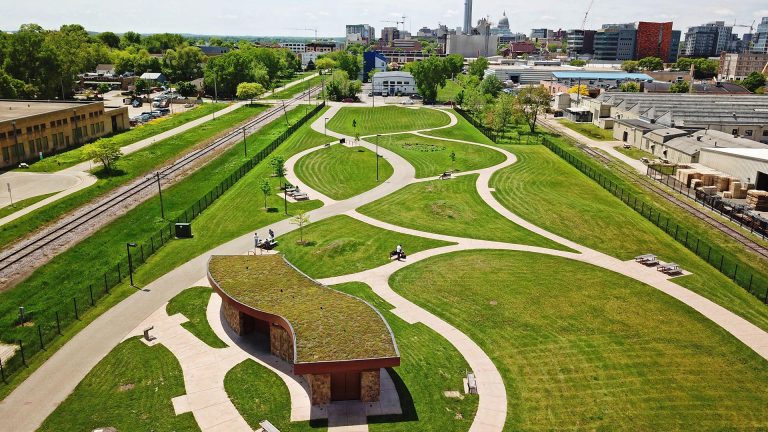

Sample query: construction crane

[581,0,595,31]
[381,15,407,33]
[732,20,756,52]
[288,28,318,40]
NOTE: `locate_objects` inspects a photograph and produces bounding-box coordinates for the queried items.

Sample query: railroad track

[573,140,768,260]
[0,87,322,272]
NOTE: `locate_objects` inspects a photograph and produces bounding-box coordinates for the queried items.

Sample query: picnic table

[658,263,682,275]
[634,254,658,265]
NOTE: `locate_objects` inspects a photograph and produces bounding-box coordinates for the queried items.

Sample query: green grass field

[615,145,653,160]
[166,286,227,348]
[0,193,57,219]
[557,119,615,141]
[390,250,768,430]
[0,106,312,345]
[327,106,451,136]
[277,215,452,279]
[38,337,198,431]
[0,104,268,249]
[490,144,768,331]
[269,75,323,100]
[377,133,506,178]
[421,110,494,146]
[26,103,229,173]
[436,80,463,103]
[226,360,326,432]
[334,282,479,431]
[357,174,568,249]
[294,143,394,200]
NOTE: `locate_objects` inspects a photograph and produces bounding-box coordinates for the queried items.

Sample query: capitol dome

[498,11,510,30]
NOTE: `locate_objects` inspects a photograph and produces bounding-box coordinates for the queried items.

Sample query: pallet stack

[728,181,749,199]
[746,190,768,211]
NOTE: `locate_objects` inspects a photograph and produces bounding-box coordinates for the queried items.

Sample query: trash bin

[339,138,346,144]
[175,223,192,239]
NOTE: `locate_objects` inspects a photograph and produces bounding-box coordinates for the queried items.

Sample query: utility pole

[155,172,165,219]
[242,127,247,157]
[376,134,381,181]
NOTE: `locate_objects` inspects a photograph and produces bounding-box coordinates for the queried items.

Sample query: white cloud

[713,8,735,16]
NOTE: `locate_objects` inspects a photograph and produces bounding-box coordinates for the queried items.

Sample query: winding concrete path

[2,105,767,432]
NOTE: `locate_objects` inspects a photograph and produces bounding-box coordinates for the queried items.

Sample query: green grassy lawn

[334,282,479,431]
[269,75,323,100]
[557,119,615,141]
[0,106,310,342]
[0,193,57,219]
[226,360,326,432]
[0,104,268,249]
[357,174,567,249]
[436,80,463,103]
[390,250,768,430]
[421,110,494,146]
[294,144,394,200]
[38,337,198,432]
[0,108,332,397]
[615,145,653,160]
[277,215,453,279]
[271,71,312,90]
[377,133,505,178]
[166,286,227,348]
[327,106,451,136]
[26,103,229,173]
[490,144,768,332]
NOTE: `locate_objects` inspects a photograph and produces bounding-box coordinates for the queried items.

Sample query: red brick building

[636,21,673,62]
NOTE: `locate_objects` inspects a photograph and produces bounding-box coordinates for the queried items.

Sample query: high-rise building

[381,27,400,45]
[567,29,596,55]
[531,28,553,39]
[753,17,768,53]
[683,21,733,57]
[346,24,375,44]
[594,23,637,61]
[464,0,473,34]
[669,30,681,62]
[635,21,675,62]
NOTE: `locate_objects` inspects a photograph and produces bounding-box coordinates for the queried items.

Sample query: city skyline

[1,0,767,38]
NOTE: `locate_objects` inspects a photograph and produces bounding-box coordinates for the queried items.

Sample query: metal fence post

[0,357,5,383]
[89,284,94,306]
[19,340,26,367]
[73,297,79,320]
[38,325,45,350]
[748,274,753,293]
[56,311,61,334]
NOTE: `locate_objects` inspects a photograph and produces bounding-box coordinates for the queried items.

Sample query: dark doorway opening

[756,171,768,191]
[331,372,361,401]
[622,131,629,142]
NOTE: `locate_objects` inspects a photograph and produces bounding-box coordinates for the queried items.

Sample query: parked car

[409,94,423,100]
[341,98,355,103]
[157,108,170,114]
[401,99,414,105]
[368,92,373,97]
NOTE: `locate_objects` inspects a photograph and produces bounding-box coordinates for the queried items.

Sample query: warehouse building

[0,100,129,169]
[371,71,417,96]
[698,148,768,190]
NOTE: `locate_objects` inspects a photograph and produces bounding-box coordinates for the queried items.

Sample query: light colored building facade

[699,148,768,188]
[280,42,306,54]
[719,52,768,80]
[371,71,417,96]
[446,33,499,58]
[346,24,375,44]
[0,100,129,169]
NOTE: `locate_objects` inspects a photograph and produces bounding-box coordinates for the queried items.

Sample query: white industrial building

[301,52,320,68]
[372,71,417,96]
[699,148,768,189]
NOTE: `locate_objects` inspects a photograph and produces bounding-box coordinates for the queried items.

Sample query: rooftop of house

[552,71,654,81]
[0,100,101,123]
[643,81,751,94]
[207,254,398,364]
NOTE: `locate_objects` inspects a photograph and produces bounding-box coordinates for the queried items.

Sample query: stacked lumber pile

[676,167,742,193]
[729,181,749,199]
[746,190,768,211]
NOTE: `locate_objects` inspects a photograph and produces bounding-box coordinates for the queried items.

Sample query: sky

[1,0,767,38]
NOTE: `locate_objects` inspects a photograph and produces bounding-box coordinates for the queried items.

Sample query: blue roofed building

[363,51,388,83]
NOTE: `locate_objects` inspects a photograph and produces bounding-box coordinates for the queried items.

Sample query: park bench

[143,326,155,342]
[258,420,281,432]
[293,193,309,201]
[439,171,453,180]
[258,239,278,250]
[390,250,407,261]
[466,372,478,394]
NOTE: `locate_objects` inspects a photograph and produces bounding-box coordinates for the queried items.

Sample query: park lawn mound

[208,254,397,363]
[268,75,323,100]
[327,106,451,136]
[389,250,768,430]
[225,359,326,432]
[38,337,199,432]
[379,133,506,178]
[490,144,768,332]
[421,109,494,146]
[334,282,478,432]
[277,215,453,279]
[294,144,394,200]
[166,287,227,348]
[357,174,569,250]
[557,119,615,141]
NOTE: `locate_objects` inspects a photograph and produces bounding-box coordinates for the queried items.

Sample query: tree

[176,81,197,97]
[463,87,487,118]
[468,57,489,79]
[619,81,640,92]
[324,70,361,101]
[568,84,589,96]
[740,72,766,93]
[162,46,205,82]
[479,75,503,97]
[669,80,690,93]
[259,178,272,210]
[514,85,550,133]
[134,78,148,95]
[325,51,361,80]
[121,31,142,47]
[96,83,111,94]
[315,57,336,72]
[0,68,25,98]
[493,93,515,138]
[405,55,448,104]
[84,140,122,172]
[290,210,311,245]
[270,155,286,183]
[621,60,640,73]
[97,31,120,48]
[444,54,464,78]
[569,59,587,67]
[638,57,663,71]
[236,82,266,104]
[449,151,457,171]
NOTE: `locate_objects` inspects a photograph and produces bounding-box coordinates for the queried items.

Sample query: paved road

[2,106,767,432]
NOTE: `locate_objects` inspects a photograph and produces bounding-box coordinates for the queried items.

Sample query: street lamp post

[284,188,288,215]
[242,127,247,157]
[376,134,381,182]
[155,172,165,219]
[126,243,138,287]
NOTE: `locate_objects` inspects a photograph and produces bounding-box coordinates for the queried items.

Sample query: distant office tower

[753,17,768,53]
[566,29,596,55]
[594,23,637,61]
[464,0,473,34]
[635,21,675,62]
[683,21,733,57]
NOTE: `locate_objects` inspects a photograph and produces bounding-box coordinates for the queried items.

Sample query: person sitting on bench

[390,244,406,261]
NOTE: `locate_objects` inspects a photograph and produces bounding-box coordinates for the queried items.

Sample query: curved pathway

[3,105,768,432]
